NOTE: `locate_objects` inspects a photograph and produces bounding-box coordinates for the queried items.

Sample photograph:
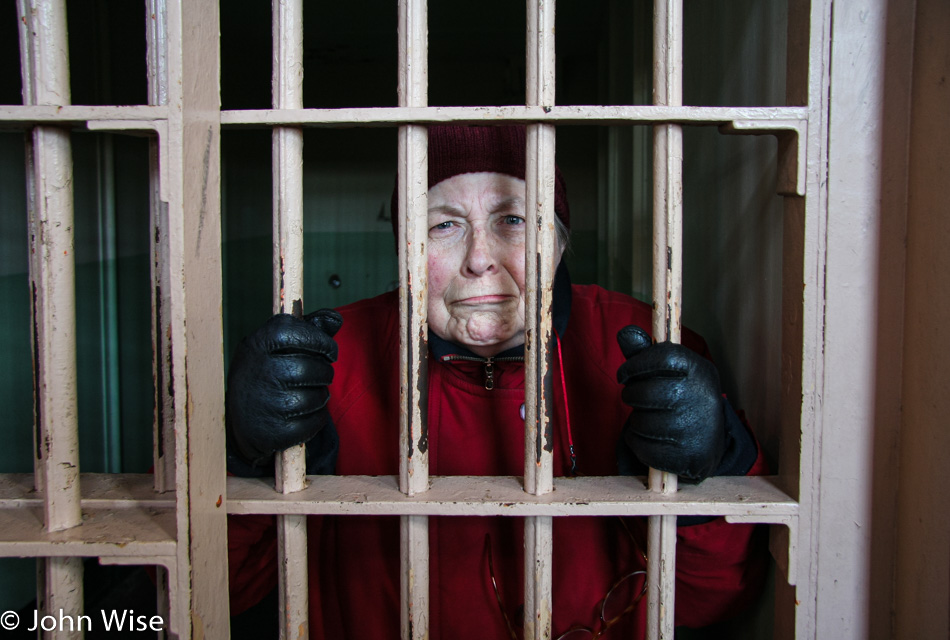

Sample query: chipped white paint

[0,506,177,558]
[217,104,811,127]
[162,0,230,636]
[524,2,557,637]
[39,557,84,640]
[1,103,809,125]
[226,474,797,519]
[0,473,176,509]
[648,1,684,637]
[18,0,81,535]
[18,1,84,636]
[144,6,176,634]
[397,0,430,499]
[278,515,309,640]
[523,121,557,498]
[397,0,431,638]
[272,0,307,495]
[523,516,553,640]
[145,0,176,497]
[400,515,430,640]
[270,2,310,637]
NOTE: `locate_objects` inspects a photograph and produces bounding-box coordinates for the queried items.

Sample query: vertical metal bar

[19,0,81,534]
[165,0,229,635]
[273,0,307,493]
[398,0,430,637]
[525,1,556,638]
[19,1,86,635]
[146,4,174,634]
[37,557,84,640]
[271,1,310,637]
[648,0,683,638]
[400,512,430,640]
[523,516,554,640]
[146,0,176,495]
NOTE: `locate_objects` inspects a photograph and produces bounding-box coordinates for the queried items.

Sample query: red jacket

[229,284,768,638]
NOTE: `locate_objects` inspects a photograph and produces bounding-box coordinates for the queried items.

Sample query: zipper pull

[484,357,494,390]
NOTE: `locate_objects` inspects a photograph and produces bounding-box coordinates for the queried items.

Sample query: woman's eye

[431,221,454,231]
[503,215,525,226]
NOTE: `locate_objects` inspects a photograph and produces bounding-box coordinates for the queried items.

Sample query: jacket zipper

[440,354,524,390]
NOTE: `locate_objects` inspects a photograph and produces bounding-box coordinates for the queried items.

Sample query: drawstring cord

[554,329,577,476]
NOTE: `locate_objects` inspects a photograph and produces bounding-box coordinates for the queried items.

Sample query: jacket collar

[429,262,573,360]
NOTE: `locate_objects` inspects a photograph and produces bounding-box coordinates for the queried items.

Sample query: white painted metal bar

[18,0,81,535]
[0,103,807,125]
[0,507,178,557]
[271,2,310,637]
[397,0,430,499]
[780,2,834,637]
[400,512,430,640]
[145,5,174,632]
[273,0,307,492]
[226,474,797,519]
[218,104,808,130]
[0,104,170,123]
[0,472,798,517]
[523,6,558,501]
[18,1,85,636]
[38,557,84,640]
[524,1,557,638]
[144,3,177,636]
[397,0,430,638]
[146,0,176,496]
[163,0,230,635]
[0,105,808,198]
[648,0,683,638]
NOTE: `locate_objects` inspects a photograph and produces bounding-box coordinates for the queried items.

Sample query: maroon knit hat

[390,125,570,236]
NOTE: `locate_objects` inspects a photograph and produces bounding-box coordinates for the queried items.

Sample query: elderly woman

[226,126,767,639]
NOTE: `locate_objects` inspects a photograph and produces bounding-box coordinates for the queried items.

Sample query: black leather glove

[616,325,727,483]
[226,309,343,476]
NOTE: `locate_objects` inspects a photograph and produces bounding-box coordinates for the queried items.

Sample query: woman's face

[427,172,561,357]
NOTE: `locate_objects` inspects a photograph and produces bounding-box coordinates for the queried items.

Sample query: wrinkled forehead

[427,172,527,213]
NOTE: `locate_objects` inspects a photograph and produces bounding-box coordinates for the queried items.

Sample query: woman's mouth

[455,294,514,305]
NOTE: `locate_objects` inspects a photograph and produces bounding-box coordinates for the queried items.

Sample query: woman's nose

[463,228,497,277]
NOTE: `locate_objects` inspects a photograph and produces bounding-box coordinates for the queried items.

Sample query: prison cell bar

[267,1,311,638]
[146,0,176,498]
[523,0,558,638]
[144,2,177,634]
[648,0,684,638]
[17,1,87,636]
[170,0,231,634]
[397,0,431,637]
